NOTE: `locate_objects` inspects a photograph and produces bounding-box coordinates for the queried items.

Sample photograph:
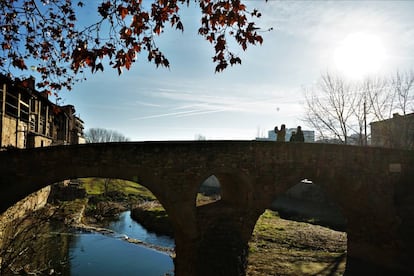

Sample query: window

[20,93,30,122]
[0,87,3,114]
[5,91,18,117]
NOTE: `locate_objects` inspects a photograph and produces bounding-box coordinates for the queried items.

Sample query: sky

[51,1,414,141]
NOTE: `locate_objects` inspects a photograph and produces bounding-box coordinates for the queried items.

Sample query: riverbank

[1,178,347,275]
[130,201,174,237]
[247,210,346,275]
[72,193,346,275]
[129,206,347,275]
[1,191,347,275]
[127,200,347,275]
[60,197,175,256]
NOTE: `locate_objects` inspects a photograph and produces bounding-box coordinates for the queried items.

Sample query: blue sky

[54,1,414,141]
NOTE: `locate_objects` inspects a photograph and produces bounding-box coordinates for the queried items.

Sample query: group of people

[274,124,304,142]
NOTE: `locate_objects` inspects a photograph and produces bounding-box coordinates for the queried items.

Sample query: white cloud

[135,101,162,107]
[130,85,305,121]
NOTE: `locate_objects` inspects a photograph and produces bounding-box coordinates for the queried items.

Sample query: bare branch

[304,70,414,146]
[84,128,129,143]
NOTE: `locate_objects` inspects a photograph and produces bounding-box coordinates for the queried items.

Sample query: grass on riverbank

[247,209,347,276]
[130,201,173,236]
[80,178,156,200]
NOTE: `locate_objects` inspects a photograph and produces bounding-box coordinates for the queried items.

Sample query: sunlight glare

[334,32,386,79]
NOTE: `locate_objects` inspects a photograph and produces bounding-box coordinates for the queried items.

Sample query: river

[103,211,174,248]
[71,210,175,275]
[1,211,175,275]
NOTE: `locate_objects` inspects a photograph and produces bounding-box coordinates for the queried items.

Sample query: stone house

[0,74,85,149]
[0,76,86,253]
[370,112,414,150]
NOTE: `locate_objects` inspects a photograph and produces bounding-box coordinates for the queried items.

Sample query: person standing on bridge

[289,131,297,142]
[275,124,286,142]
[295,126,305,142]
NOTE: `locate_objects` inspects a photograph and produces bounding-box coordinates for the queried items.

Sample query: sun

[334,32,386,79]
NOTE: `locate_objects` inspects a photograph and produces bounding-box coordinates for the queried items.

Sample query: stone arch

[196,175,221,206]
[46,174,181,233]
[271,180,347,231]
[247,207,347,275]
[244,165,349,275]
[6,172,191,272]
[191,170,257,276]
[194,170,254,208]
[123,175,194,237]
[1,176,177,275]
[75,176,170,211]
[250,158,351,230]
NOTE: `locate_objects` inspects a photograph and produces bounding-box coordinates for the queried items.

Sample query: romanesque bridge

[0,141,413,275]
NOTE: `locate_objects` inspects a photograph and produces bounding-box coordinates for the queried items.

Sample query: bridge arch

[273,180,347,229]
[245,176,348,274]
[195,170,254,209]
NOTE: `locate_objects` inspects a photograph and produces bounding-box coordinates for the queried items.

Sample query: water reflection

[0,219,73,275]
[1,211,174,275]
[70,232,174,276]
[104,211,175,248]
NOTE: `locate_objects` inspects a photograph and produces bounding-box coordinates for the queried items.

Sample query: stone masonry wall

[1,116,28,148]
[0,186,51,250]
[2,116,17,147]
[33,135,52,148]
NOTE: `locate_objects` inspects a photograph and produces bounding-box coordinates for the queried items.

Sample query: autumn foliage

[0,0,265,93]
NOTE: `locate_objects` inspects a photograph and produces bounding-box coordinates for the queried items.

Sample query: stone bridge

[0,141,413,275]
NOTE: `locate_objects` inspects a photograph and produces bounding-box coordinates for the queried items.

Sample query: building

[256,128,315,142]
[0,75,86,237]
[370,113,414,150]
[0,74,85,149]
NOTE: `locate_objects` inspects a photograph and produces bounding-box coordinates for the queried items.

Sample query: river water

[71,211,175,275]
[1,211,175,275]
[103,211,174,248]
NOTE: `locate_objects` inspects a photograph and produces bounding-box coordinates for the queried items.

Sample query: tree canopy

[1,0,266,94]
